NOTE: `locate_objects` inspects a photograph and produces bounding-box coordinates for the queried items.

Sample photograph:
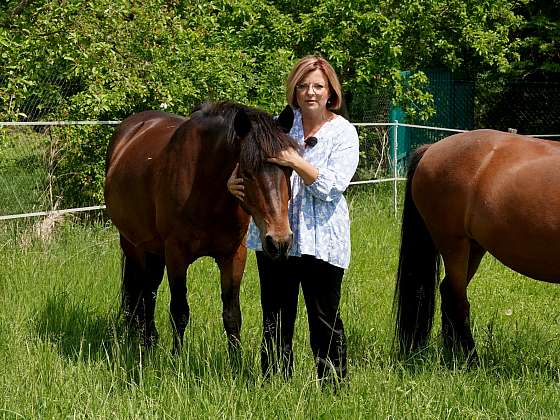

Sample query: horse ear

[233,108,252,139]
[277,105,294,133]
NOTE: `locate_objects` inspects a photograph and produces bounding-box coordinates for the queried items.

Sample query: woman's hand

[227,163,245,200]
[267,148,301,168]
[268,148,319,186]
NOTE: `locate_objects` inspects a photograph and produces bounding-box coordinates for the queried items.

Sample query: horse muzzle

[263,232,293,260]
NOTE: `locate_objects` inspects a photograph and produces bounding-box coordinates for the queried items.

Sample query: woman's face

[295,68,330,115]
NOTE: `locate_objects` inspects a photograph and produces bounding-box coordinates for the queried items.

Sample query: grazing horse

[105,102,297,354]
[394,129,560,360]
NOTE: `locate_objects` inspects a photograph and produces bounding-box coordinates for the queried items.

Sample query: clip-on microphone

[305,136,318,148]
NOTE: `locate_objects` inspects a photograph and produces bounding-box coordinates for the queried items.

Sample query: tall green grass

[1,185,559,418]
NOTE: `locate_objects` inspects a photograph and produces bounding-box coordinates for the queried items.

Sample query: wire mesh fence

[0,126,52,216]
[0,124,111,217]
[476,81,560,135]
[2,73,560,221]
[0,122,399,221]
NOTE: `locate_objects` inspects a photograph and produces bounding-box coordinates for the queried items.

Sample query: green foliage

[0,127,49,214]
[0,0,552,204]
[389,0,526,75]
[512,0,560,80]
[49,125,113,206]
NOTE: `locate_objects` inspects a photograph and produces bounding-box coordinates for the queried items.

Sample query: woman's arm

[269,125,359,202]
[305,138,359,202]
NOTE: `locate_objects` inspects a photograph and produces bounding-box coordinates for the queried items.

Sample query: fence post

[393,121,398,216]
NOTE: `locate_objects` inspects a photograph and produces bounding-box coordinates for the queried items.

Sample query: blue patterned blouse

[246,109,359,269]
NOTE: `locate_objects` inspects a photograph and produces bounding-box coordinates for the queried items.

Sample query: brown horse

[394,129,560,361]
[105,101,297,354]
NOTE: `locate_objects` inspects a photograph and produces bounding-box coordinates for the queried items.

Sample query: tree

[0,0,549,203]
[513,0,560,81]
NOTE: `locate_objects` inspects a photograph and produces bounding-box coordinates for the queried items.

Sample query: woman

[228,54,359,381]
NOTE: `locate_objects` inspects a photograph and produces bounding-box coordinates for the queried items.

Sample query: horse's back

[414,129,560,281]
[105,111,188,248]
[415,129,560,208]
[106,111,186,171]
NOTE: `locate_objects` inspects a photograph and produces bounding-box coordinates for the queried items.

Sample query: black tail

[118,236,165,339]
[120,251,143,323]
[393,145,440,356]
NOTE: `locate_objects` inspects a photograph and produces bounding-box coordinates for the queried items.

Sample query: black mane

[191,101,299,171]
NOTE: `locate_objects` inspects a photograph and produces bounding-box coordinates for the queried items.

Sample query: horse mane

[191,101,299,172]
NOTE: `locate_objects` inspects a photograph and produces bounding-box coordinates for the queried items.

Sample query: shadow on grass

[33,290,131,360]
[474,317,560,380]
[169,326,262,387]
[31,289,260,385]
[388,329,560,382]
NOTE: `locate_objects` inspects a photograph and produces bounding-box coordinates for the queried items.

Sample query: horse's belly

[109,209,161,249]
[472,216,560,283]
[493,250,560,283]
[105,174,161,247]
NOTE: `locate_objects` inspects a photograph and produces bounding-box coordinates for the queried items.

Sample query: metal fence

[2,120,559,223]
[3,73,560,222]
[0,121,404,222]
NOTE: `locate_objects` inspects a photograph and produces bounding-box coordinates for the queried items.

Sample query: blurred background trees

[1,0,558,204]
[4,0,554,120]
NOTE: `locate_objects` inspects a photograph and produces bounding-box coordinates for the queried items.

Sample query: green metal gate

[390,69,475,171]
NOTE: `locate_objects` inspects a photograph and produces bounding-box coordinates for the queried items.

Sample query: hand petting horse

[394,129,560,362]
[105,102,297,356]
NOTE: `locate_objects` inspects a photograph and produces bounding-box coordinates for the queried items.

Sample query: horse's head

[233,105,297,260]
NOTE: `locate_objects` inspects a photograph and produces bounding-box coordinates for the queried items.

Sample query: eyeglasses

[295,83,326,93]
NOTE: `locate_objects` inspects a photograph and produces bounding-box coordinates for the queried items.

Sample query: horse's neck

[193,130,241,188]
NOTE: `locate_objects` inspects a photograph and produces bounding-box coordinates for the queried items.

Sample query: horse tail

[393,144,441,356]
[120,251,127,312]
[118,241,143,324]
[119,251,135,320]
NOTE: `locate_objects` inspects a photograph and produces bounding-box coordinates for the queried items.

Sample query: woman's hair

[286,54,343,111]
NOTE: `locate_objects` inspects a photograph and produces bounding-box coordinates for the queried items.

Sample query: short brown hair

[286,54,343,111]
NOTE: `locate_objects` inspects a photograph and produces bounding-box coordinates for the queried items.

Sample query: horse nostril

[264,235,279,259]
[264,234,293,260]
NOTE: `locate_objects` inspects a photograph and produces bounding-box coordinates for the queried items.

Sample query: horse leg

[462,241,485,365]
[215,245,246,365]
[120,236,148,337]
[119,235,165,347]
[141,251,165,347]
[439,238,478,360]
[165,242,190,354]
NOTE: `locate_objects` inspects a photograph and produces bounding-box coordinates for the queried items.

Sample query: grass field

[1,185,559,418]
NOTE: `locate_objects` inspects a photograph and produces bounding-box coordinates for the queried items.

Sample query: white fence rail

[1,120,559,222]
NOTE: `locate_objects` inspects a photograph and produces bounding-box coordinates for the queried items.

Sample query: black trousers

[256,251,347,380]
